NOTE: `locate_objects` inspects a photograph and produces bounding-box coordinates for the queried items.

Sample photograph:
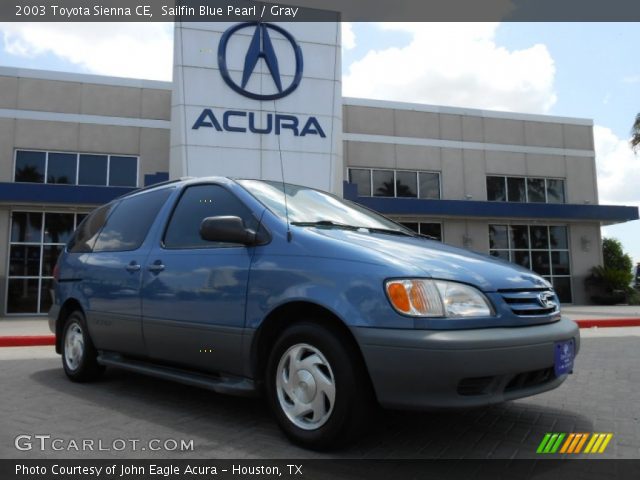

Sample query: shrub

[585,238,634,305]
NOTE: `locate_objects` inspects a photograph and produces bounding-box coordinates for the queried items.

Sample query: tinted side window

[93,189,172,252]
[68,205,112,253]
[164,184,258,248]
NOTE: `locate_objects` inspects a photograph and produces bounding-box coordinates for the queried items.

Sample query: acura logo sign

[218,22,304,101]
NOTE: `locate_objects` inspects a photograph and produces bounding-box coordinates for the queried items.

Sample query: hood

[311,229,551,292]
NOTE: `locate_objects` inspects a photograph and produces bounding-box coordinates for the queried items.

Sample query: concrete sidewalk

[0,318,51,336]
[561,305,640,320]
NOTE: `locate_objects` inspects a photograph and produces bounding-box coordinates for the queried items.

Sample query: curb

[1,319,640,347]
[0,335,55,347]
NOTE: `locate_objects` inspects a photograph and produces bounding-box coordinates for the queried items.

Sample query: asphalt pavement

[1,334,638,460]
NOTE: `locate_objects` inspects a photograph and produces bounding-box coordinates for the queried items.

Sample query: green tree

[602,237,633,274]
[632,113,640,153]
[588,238,634,303]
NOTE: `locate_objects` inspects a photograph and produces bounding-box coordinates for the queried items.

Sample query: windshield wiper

[364,227,416,237]
[292,221,416,237]
[291,220,360,230]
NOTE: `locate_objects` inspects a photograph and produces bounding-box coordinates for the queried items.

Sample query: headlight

[385,279,494,318]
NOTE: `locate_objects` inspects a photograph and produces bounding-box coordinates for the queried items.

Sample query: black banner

[3,459,640,480]
[2,0,640,22]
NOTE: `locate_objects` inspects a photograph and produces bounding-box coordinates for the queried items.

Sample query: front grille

[457,376,496,396]
[457,367,556,397]
[499,289,559,316]
[505,367,554,393]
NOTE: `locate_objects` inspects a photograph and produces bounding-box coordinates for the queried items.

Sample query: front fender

[245,254,413,330]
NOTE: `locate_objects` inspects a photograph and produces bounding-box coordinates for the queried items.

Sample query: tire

[265,321,373,450]
[61,311,104,382]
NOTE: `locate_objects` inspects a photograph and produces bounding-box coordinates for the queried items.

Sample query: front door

[141,184,260,375]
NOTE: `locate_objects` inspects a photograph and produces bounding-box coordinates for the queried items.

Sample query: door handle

[125,262,141,273]
[148,261,165,273]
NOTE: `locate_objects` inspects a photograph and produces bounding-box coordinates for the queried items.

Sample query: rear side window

[67,204,112,253]
[92,188,172,252]
[163,184,258,248]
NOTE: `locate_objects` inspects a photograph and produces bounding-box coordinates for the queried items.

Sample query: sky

[0,22,638,264]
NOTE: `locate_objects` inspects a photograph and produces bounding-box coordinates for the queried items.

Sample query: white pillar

[170,20,343,194]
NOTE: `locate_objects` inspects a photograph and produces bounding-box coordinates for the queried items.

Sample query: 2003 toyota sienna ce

[50,177,579,449]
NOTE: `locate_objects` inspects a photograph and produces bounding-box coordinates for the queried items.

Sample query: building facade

[0,65,636,316]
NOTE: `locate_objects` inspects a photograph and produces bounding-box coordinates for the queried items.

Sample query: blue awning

[343,182,639,225]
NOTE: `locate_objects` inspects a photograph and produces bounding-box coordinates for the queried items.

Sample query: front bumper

[352,317,580,409]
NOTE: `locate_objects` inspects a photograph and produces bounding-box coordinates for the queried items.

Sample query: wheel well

[251,301,373,392]
[55,299,83,353]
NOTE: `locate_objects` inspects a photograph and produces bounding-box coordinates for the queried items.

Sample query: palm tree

[632,113,640,153]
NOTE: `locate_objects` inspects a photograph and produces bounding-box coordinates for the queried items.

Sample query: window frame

[6,210,89,315]
[160,183,261,251]
[13,149,139,188]
[91,188,174,253]
[488,223,573,303]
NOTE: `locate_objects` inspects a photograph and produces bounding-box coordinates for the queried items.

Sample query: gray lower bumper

[352,317,580,409]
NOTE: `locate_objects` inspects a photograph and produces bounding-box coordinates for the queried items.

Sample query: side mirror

[199,216,256,245]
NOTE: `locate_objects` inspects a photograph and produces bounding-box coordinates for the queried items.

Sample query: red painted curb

[575,318,640,328]
[0,335,55,347]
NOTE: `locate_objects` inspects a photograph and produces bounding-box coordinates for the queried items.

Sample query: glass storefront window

[15,151,46,183]
[418,172,440,199]
[47,153,77,184]
[7,212,87,314]
[348,168,441,199]
[14,150,138,187]
[489,224,572,303]
[109,156,138,187]
[527,178,546,202]
[489,225,508,249]
[395,170,417,198]
[486,175,566,204]
[507,177,526,202]
[348,168,371,196]
[372,170,395,197]
[78,154,108,186]
[11,212,42,243]
[399,221,443,241]
[546,179,566,204]
[486,176,506,201]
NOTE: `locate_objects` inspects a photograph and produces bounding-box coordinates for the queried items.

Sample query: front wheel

[265,321,373,450]
[61,311,104,382]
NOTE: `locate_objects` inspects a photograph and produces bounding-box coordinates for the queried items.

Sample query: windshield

[237,179,413,234]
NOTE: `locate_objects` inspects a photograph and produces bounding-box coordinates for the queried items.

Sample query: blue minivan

[50,177,579,449]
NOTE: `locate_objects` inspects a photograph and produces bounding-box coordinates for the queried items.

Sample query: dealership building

[0,21,637,317]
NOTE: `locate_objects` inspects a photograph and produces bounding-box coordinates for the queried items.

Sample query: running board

[97,353,257,397]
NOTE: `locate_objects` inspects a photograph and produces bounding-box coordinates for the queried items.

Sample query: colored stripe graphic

[559,433,575,453]
[598,434,613,453]
[537,433,565,453]
[574,433,589,453]
[536,433,551,453]
[538,433,613,454]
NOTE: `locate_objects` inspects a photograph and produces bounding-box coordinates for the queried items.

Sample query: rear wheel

[61,311,104,382]
[265,321,373,450]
